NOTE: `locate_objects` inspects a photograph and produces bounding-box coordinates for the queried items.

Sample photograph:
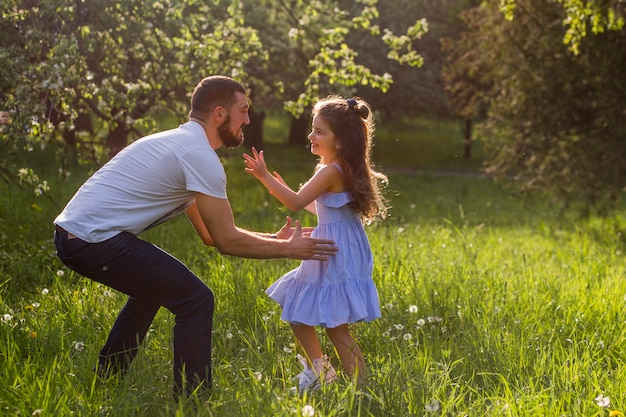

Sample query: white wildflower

[302,404,315,416]
[425,399,440,412]
[595,394,610,408]
[408,305,418,313]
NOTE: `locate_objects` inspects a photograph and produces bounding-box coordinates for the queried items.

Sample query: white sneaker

[293,354,337,393]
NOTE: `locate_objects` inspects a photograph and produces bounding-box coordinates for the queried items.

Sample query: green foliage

[557,0,625,54]
[239,0,428,117]
[350,0,470,119]
[2,0,428,195]
[442,0,626,214]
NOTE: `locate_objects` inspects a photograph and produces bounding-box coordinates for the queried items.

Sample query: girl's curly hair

[312,95,389,224]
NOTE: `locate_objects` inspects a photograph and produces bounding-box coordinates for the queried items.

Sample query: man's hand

[288,220,338,261]
[275,216,314,239]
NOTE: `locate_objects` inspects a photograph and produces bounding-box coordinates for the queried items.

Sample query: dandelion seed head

[595,395,610,408]
[425,399,440,412]
[41,288,49,295]
[2,314,12,322]
[403,333,413,340]
[56,270,64,277]
[73,341,85,351]
[408,305,418,313]
[394,323,404,330]
[302,404,315,416]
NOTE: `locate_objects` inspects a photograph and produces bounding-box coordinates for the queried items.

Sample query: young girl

[243,96,388,392]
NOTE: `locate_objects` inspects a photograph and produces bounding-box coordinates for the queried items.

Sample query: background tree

[1,0,262,193]
[352,0,470,120]
[2,0,427,193]
[241,0,427,146]
[442,0,626,213]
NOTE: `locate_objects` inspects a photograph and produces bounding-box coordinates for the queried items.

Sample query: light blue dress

[266,180,382,328]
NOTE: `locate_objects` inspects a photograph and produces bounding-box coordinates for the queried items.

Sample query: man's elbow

[213,240,238,256]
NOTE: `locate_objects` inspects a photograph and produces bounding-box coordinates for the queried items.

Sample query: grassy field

[1,117,625,416]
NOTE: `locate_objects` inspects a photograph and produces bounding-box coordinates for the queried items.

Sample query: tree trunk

[463,118,472,160]
[107,123,130,158]
[243,107,265,150]
[287,114,310,147]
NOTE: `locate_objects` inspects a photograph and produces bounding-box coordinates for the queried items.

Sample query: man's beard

[218,114,244,148]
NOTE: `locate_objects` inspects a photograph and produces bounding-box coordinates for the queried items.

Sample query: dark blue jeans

[54,229,214,395]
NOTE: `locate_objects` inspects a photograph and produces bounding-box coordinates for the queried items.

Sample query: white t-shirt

[54,121,227,243]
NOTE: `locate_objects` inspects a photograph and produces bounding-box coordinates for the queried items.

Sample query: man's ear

[213,105,225,122]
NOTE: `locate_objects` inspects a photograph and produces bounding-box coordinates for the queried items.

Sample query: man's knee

[189,285,214,317]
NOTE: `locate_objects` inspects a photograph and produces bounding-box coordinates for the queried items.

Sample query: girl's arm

[272,170,317,215]
[243,147,338,213]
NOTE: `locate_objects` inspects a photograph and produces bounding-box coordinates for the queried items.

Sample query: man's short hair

[189,76,246,120]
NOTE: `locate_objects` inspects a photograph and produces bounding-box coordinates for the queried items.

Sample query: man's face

[218,92,250,148]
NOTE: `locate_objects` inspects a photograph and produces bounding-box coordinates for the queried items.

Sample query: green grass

[1,118,626,416]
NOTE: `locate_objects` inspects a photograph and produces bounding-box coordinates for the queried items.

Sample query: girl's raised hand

[272,170,288,187]
[243,147,270,180]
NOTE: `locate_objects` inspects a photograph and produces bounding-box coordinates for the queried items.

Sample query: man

[53,75,338,396]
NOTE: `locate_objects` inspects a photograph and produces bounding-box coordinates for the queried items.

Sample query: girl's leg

[289,323,323,367]
[325,324,366,383]
[289,323,336,390]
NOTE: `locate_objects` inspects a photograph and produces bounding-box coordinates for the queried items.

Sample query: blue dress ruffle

[266,191,382,328]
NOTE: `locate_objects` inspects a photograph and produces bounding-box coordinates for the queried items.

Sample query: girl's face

[308,115,338,162]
